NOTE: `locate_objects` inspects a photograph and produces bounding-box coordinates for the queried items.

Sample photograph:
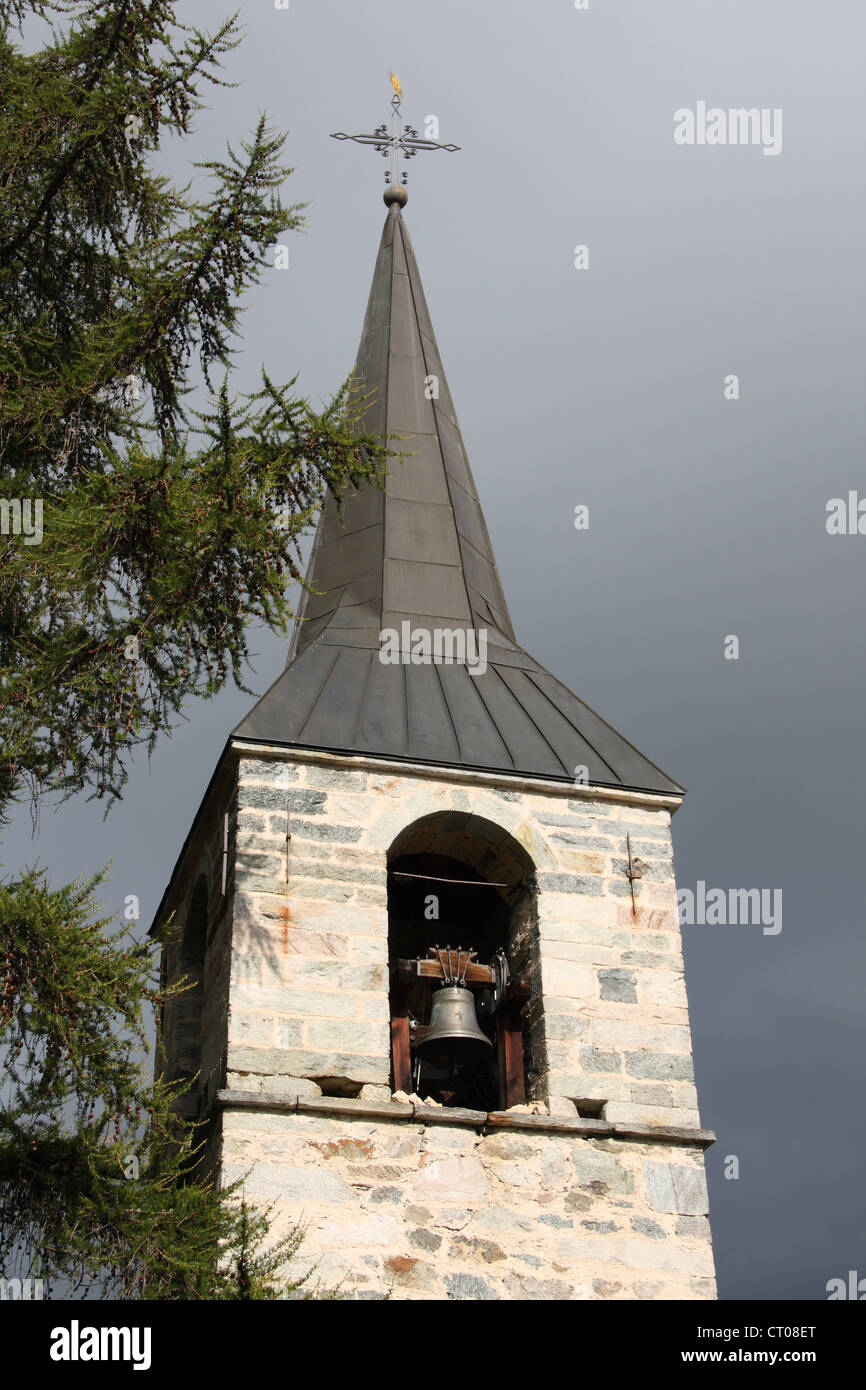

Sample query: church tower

[153,99,717,1301]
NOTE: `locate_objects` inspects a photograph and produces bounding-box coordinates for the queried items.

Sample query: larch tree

[0,0,390,1296]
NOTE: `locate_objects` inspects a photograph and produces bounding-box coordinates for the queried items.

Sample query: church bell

[416,984,492,1062]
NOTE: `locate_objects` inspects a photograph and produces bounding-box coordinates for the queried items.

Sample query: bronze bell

[416,984,493,1062]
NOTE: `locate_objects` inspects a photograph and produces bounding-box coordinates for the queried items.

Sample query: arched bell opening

[387,812,539,1111]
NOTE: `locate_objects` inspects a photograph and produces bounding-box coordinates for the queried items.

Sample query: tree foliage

[0,0,390,809]
[0,867,317,1298]
[0,0,389,1296]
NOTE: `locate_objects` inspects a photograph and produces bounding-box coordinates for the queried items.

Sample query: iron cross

[331,73,460,189]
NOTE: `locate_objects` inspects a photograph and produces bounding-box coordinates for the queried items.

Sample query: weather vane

[330,73,460,202]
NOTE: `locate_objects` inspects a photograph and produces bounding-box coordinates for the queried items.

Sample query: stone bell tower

[153,145,717,1299]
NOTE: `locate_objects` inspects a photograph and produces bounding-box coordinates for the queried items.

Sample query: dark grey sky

[5,0,865,1300]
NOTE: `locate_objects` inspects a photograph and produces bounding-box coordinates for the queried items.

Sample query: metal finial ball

[384,184,408,208]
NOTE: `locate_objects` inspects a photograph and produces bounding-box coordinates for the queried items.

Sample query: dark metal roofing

[233,205,682,796]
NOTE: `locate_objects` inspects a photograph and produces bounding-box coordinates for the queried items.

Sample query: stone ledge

[298,1095,412,1122]
[230,740,683,812]
[214,1090,715,1148]
[485,1110,613,1139]
[414,1103,488,1127]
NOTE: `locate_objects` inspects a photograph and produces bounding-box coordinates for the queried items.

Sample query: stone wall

[157,776,235,1118]
[219,1097,716,1300]
[154,745,717,1298]
[227,752,701,1130]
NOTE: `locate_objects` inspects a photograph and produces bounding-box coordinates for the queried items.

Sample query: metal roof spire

[232,156,682,796]
[330,74,460,206]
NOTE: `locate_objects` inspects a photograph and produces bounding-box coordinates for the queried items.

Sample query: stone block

[292,818,362,843]
[288,959,387,993]
[626,1052,694,1082]
[317,1213,403,1247]
[547,1096,578,1118]
[348,936,388,964]
[543,940,620,966]
[274,1020,304,1048]
[239,758,298,784]
[576,1045,622,1074]
[265,1075,322,1098]
[303,1018,388,1055]
[541,1145,572,1190]
[354,885,389,906]
[599,969,637,1003]
[287,878,355,903]
[270,989,359,1020]
[225,1045,387,1085]
[237,784,299,813]
[503,1274,573,1301]
[541,961,595,1001]
[643,1162,709,1215]
[536,809,597,828]
[544,1041,592,1071]
[538,872,604,896]
[286,900,386,936]
[622,949,681,971]
[409,1228,442,1252]
[235,850,282,877]
[233,871,290,895]
[570,1145,634,1195]
[230,1012,276,1046]
[226,1162,355,1205]
[224,1070,264,1094]
[676,1216,710,1238]
[470,1207,534,1235]
[229,954,282,989]
[304,766,368,790]
[542,1072,630,1104]
[610,857,672,886]
[370,1188,402,1207]
[606,1101,701,1128]
[540,915,627,946]
[412,1155,490,1204]
[641,972,689,1008]
[550,832,617,851]
[630,1083,673,1106]
[444,1273,500,1301]
[632,1217,666,1239]
[288,858,380,885]
[359,1085,393,1104]
[538,1212,572,1229]
[551,849,607,875]
[360,994,391,1022]
[590,1020,665,1052]
[421,1126,478,1154]
[280,927,351,960]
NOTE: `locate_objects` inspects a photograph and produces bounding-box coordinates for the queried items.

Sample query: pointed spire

[234,207,682,797]
[288,202,515,664]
